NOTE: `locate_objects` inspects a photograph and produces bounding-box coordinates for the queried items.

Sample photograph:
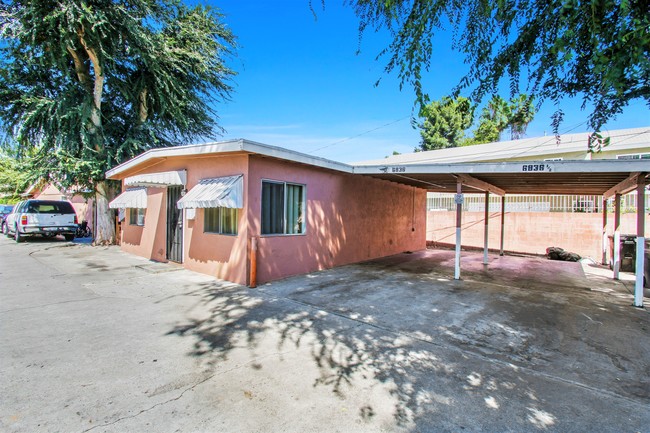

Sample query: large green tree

[349,0,649,131]
[473,94,536,142]
[418,95,474,150]
[0,0,236,243]
[419,93,535,149]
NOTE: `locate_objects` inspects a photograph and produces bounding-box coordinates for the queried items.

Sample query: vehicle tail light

[74,215,78,224]
[20,215,28,225]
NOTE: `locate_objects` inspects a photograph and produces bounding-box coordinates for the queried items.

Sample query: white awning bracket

[177,175,243,209]
[109,187,148,209]
[125,170,186,187]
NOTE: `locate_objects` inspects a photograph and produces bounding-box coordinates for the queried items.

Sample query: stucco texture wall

[248,156,427,283]
[117,155,250,284]
[120,187,167,262]
[427,210,648,262]
[179,155,249,285]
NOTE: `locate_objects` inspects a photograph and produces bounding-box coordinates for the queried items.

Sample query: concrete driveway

[1,237,648,432]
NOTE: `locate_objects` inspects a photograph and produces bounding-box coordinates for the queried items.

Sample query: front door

[166,186,183,263]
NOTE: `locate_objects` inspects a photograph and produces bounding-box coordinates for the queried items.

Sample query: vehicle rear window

[26,200,76,214]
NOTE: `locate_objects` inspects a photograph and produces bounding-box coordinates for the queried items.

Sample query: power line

[307,115,411,154]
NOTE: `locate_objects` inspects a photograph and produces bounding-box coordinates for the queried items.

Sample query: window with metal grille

[261,181,305,235]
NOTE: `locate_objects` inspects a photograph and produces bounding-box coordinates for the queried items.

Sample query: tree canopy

[473,94,536,143]
[418,94,536,150]
[418,96,474,150]
[349,0,649,131]
[0,0,235,185]
[0,0,236,241]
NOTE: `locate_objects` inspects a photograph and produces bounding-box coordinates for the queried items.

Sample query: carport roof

[352,160,649,196]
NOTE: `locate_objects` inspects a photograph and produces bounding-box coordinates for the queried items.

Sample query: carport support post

[483,191,489,265]
[455,181,462,280]
[500,196,505,256]
[634,181,645,308]
[602,197,608,265]
[613,193,621,280]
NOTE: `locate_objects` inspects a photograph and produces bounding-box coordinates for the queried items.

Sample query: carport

[353,159,649,308]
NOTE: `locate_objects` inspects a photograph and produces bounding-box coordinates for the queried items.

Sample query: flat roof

[106,138,649,197]
[352,160,649,195]
[356,127,650,165]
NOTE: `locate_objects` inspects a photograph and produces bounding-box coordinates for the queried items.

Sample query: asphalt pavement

[1,236,649,432]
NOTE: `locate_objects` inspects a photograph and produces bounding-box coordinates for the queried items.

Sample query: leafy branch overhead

[350,0,650,131]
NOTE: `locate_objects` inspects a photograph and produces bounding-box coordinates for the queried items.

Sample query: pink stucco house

[106,140,426,285]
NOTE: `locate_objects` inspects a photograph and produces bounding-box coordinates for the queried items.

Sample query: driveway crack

[0,297,103,314]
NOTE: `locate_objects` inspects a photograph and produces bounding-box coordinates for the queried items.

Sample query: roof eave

[105,139,353,179]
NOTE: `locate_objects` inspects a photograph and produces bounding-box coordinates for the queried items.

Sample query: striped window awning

[177,175,243,209]
[125,170,186,187]
[108,187,148,209]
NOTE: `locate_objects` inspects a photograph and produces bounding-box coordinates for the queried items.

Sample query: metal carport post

[453,174,505,279]
[635,180,645,308]
[604,171,648,308]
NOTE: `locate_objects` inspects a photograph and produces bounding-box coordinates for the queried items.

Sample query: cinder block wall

[427,211,648,263]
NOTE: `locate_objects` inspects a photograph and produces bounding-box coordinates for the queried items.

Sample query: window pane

[204,208,220,233]
[262,182,284,234]
[130,208,145,226]
[221,207,238,235]
[286,184,304,234]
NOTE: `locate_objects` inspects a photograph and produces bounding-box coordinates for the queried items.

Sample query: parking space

[1,239,649,432]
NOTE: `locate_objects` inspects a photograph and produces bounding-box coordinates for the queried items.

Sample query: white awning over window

[109,187,148,209]
[125,170,186,187]
[177,175,243,209]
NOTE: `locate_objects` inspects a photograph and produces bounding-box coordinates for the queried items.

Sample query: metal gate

[166,186,183,263]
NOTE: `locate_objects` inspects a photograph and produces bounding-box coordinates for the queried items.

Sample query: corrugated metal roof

[177,175,243,209]
[125,170,186,187]
[108,187,148,209]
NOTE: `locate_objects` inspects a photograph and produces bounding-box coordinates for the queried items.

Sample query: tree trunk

[94,180,116,245]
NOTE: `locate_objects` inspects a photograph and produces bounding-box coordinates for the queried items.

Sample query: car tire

[2,222,8,237]
[64,234,75,242]
[14,226,23,243]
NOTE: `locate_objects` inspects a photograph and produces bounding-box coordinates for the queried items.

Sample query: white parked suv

[3,199,78,242]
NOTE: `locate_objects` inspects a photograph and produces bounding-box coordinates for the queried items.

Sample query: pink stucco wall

[248,156,426,283]
[116,153,427,285]
[121,187,166,261]
[118,155,250,284]
[427,210,648,262]
[179,155,249,285]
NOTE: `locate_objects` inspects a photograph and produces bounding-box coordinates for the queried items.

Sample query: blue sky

[207,1,649,163]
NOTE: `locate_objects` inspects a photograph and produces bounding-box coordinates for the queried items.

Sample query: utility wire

[307,115,411,154]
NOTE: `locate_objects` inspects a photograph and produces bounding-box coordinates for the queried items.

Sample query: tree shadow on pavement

[162,278,596,431]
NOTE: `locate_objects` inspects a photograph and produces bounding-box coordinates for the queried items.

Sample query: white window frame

[261,179,306,236]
